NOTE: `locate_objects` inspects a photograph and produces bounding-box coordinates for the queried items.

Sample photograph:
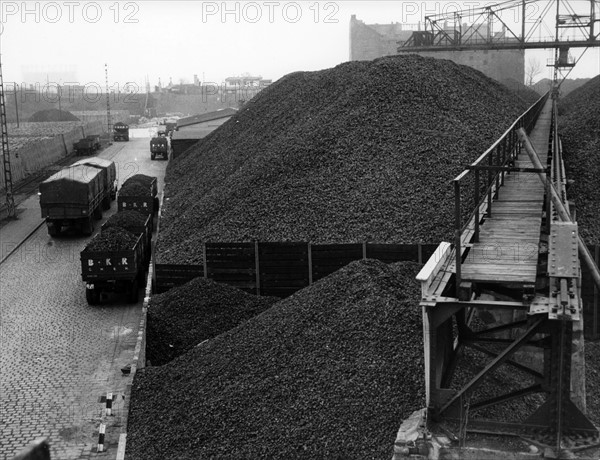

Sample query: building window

[484,60,488,65]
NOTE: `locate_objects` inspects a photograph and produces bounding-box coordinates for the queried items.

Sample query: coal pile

[84,227,137,252]
[127,260,424,459]
[146,277,279,366]
[119,182,151,197]
[560,75,600,244]
[156,55,533,264]
[103,210,147,233]
[28,109,80,122]
[585,340,600,427]
[123,174,157,196]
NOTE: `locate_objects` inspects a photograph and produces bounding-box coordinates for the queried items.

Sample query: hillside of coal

[127,260,424,459]
[146,277,279,366]
[156,55,533,264]
[560,75,600,244]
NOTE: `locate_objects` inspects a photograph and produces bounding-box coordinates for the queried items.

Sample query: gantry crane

[397,0,600,94]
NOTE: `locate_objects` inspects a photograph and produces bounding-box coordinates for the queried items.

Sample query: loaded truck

[72,158,118,209]
[39,165,104,236]
[118,175,159,227]
[86,134,101,150]
[80,228,146,304]
[73,138,95,156]
[150,136,169,160]
[101,211,153,265]
[113,122,130,141]
[165,121,177,136]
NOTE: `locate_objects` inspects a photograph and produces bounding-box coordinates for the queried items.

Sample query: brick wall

[0,122,106,189]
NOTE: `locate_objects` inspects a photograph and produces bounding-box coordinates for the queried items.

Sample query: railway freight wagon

[39,165,104,236]
[72,158,118,209]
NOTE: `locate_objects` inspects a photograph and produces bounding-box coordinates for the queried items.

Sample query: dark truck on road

[72,158,118,209]
[150,136,169,160]
[86,134,101,150]
[39,165,104,236]
[80,229,146,304]
[113,122,130,141]
[118,175,159,227]
[73,138,95,156]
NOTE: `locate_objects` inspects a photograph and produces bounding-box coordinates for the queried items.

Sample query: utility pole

[1,57,16,218]
[105,63,112,144]
[13,83,19,128]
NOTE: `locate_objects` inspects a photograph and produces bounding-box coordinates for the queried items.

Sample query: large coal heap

[157,55,533,264]
[127,260,424,459]
[145,277,279,366]
[560,75,600,244]
[28,109,80,122]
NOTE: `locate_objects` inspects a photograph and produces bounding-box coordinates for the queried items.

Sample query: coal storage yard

[145,277,279,366]
[127,260,425,460]
[156,55,535,264]
[560,75,600,244]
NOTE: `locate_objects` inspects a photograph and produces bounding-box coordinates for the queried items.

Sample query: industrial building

[349,15,525,85]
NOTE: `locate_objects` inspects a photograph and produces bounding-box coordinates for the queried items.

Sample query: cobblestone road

[0,139,167,459]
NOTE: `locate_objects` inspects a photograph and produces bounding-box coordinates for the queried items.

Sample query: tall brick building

[350,15,525,86]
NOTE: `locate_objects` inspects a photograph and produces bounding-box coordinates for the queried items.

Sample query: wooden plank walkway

[461,99,552,285]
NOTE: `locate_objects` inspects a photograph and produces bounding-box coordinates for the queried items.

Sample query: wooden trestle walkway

[460,99,552,286]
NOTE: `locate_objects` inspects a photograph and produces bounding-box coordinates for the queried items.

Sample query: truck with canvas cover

[39,165,104,236]
[80,227,145,304]
[72,157,118,209]
[150,136,169,160]
[113,121,130,141]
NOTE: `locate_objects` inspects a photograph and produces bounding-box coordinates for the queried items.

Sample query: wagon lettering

[122,258,128,265]
[105,259,112,266]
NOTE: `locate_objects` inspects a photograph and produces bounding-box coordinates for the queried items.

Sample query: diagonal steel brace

[440,316,545,415]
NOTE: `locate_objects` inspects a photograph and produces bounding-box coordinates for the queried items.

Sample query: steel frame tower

[0,56,16,218]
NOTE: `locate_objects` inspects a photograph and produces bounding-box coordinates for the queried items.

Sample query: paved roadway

[0,138,167,459]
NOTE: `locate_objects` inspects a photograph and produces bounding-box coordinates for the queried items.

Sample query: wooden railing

[452,92,550,295]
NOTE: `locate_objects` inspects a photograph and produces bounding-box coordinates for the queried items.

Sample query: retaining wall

[0,122,106,189]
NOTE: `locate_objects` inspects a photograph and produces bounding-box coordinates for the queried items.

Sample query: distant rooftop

[177,108,238,128]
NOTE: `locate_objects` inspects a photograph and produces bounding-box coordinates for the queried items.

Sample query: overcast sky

[1,1,599,90]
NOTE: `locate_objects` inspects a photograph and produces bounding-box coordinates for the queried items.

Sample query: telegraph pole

[0,56,16,218]
[105,64,112,144]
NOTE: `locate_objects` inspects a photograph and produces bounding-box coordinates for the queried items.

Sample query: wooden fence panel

[366,243,420,263]
[311,243,363,282]
[154,264,204,294]
[259,242,309,297]
[205,242,256,293]
[154,242,442,298]
[421,244,440,263]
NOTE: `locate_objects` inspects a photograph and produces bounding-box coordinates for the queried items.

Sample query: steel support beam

[439,316,545,415]
[518,127,600,291]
